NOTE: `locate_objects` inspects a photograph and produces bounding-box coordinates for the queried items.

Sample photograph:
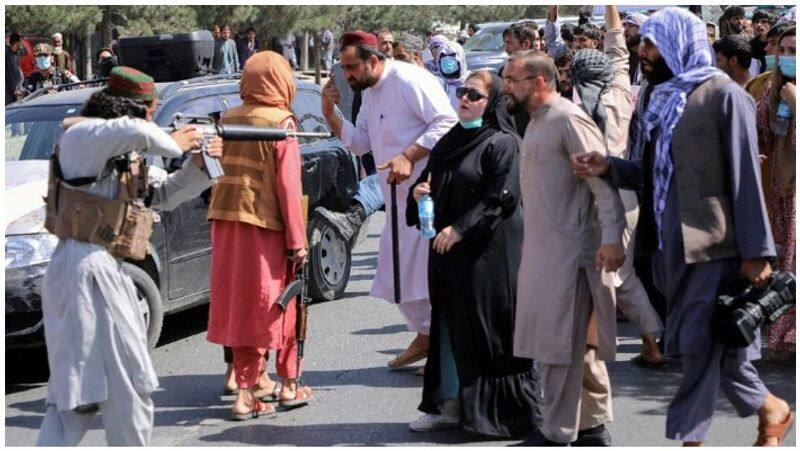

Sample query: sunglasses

[456,87,488,101]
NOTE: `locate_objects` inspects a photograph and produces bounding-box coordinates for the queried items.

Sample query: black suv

[5,75,371,348]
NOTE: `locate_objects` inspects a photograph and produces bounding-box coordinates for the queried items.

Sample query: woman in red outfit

[207,51,312,419]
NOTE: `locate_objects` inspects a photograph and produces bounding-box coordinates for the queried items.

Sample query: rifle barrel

[162,124,330,141]
[217,124,331,141]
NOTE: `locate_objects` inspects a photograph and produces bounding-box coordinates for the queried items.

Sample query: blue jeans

[352,174,384,216]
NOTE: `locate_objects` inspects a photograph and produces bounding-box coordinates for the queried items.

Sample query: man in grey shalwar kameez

[37,67,222,446]
[572,8,793,446]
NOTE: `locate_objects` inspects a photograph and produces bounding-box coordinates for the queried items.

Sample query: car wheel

[307,213,352,301]
[122,262,164,349]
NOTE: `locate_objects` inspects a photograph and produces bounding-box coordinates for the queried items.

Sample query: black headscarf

[427,72,516,171]
[571,49,613,137]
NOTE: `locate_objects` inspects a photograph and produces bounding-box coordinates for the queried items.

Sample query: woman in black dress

[406,70,541,438]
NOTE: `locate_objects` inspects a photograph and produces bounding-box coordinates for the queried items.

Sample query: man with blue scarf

[571,7,793,446]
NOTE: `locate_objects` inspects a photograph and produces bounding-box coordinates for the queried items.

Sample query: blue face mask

[765,54,777,71]
[779,55,796,79]
[36,56,51,70]
[439,55,460,76]
[459,117,483,129]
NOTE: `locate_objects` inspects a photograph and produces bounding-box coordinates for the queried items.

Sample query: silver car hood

[5,160,49,235]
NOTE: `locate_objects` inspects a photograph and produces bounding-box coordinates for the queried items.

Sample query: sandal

[255,381,281,403]
[279,386,314,409]
[754,411,793,446]
[388,342,428,368]
[229,398,276,421]
[223,387,238,396]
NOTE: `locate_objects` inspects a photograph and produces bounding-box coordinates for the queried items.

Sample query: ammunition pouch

[44,148,154,261]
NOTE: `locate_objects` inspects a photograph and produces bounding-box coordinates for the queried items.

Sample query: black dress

[406,74,541,438]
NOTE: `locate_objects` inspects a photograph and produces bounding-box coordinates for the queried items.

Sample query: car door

[160,94,222,303]
[290,89,358,211]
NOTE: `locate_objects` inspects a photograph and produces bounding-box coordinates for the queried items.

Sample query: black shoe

[314,204,365,242]
[513,429,568,446]
[571,424,611,446]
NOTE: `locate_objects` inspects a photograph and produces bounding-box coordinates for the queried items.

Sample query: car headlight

[5,233,59,269]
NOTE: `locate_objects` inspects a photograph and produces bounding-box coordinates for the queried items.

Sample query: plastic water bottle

[772,100,793,137]
[418,195,436,239]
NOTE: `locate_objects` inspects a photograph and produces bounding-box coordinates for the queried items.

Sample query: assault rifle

[278,259,311,390]
[163,113,331,179]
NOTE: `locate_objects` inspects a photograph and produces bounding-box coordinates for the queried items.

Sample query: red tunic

[206,135,305,349]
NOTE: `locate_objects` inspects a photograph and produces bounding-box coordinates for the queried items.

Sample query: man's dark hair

[752,10,777,25]
[81,89,151,120]
[713,34,752,70]
[344,43,387,62]
[246,27,256,34]
[9,32,22,45]
[505,21,538,46]
[560,24,575,43]
[724,6,746,20]
[767,21,796,40]
[468,23,479,32]
[573,23,602,41]
[95,47,114,60]
[554,49,573,68]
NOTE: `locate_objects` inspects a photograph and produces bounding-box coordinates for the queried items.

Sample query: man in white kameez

[37,67,222,446]
[320,31,457,371]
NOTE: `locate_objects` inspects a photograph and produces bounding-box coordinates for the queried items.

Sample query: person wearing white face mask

[22,43,79,95]
[746,20,796,102]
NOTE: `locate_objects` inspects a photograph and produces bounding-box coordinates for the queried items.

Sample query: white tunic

[42,117,212,410]
[341,60,457,304]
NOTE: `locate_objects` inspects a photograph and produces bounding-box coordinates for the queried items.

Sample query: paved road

[5,213,796,446]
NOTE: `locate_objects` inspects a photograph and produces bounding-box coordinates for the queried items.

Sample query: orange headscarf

[240,50,296,110]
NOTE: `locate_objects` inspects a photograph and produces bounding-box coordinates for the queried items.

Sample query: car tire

[122,262,164,349]
[307,213,352,302]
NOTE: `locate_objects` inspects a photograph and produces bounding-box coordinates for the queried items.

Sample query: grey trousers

[540,269,613,444]
[616,190,663,337]
[666,341,768,442]
[37,348,154,446]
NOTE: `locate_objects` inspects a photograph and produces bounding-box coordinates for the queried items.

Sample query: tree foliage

[6,4,588,40]
[6,5,102,36]
[115,6,200,36]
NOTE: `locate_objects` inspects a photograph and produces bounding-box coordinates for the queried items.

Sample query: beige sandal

[388,342,428,368]
[229,398,276,421]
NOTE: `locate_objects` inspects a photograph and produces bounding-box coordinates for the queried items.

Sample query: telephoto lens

[712,272,796,348]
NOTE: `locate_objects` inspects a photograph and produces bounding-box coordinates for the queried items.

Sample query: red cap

[341,30,378,49]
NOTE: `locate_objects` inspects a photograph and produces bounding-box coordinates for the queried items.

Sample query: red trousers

[232,307,300,388]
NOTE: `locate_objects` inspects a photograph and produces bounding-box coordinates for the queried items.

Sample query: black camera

[712,271,795,348]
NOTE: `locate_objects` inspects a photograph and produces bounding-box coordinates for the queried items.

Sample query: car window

[5,105,82,161]
[221,90,332,144]
[291,90,330,143]
[176,95,224,117]
[463,28,506,52]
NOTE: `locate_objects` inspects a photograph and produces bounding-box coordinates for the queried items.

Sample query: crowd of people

[19,3,797,448]
[315,4,796,446]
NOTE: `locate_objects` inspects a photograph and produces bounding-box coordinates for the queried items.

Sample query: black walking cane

[390,181,401,304]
